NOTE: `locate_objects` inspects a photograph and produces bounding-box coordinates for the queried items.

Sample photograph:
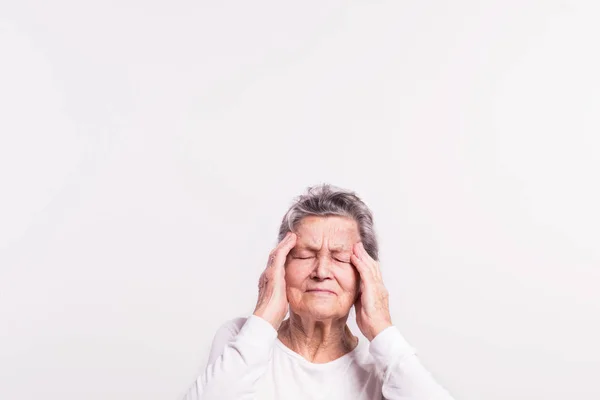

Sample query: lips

[306,289,336,294]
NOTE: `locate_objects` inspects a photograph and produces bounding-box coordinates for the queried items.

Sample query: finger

[354,293,362,310]
[269,232,297,268]
[269,232,292,262]
[370,260,382,282]
[350,253,373,282]
[352,245,380,284]
[352,242,373,269]
[276,232,296,255]
[357,242,382,280]
[357,242,375,264]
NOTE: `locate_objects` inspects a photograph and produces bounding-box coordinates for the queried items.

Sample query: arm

[370,326,455,400]
[181,231,296,400]
[350,242,455,399]
[180,315,277,400]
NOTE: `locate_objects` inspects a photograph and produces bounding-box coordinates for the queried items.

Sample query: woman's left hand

[351,242,393,341]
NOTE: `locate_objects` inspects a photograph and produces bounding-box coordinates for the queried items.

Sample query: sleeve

[369,326,455,400]
[180,315,278,400]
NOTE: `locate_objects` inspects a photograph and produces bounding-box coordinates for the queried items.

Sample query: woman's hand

[351,242,393,341]
[253,231,297,330]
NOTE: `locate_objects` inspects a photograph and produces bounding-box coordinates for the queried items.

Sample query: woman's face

[285,216,361,321]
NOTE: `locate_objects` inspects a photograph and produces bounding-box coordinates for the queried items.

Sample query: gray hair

[277,183,379,261]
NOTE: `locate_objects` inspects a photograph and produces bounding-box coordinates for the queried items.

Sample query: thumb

[354,293,362,312]
[354,287,362,304]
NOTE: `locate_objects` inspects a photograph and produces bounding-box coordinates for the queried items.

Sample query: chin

[305,303,348,321]
[307,310,338,321]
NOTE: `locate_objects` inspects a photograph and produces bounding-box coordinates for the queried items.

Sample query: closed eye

[293,256,349,263]
[335,258,351,264]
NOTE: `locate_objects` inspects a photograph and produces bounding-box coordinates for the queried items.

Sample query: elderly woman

[182,184,454,400]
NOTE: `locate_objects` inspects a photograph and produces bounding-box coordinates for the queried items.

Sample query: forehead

[294,216,360,249]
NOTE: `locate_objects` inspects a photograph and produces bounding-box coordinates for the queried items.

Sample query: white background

[1,1,599,399]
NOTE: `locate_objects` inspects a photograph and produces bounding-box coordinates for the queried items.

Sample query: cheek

[337,265,359,293]
[284,262,311,286]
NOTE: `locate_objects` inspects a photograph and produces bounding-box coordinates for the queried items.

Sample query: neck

[277,311,358,363]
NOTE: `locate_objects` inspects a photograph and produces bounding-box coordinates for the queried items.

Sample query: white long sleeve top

[181,315,454,400]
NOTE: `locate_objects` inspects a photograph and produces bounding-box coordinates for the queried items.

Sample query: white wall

[1,1,599,399]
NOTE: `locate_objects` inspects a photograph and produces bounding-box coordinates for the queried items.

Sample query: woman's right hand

[253,231,297,330]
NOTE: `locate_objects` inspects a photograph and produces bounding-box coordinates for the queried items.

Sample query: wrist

[253,309,283,330]
[366,320,393,341]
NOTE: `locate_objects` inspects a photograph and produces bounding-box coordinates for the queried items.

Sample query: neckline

[274,336,363,369]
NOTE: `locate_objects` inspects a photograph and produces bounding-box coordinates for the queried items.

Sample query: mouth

[306,289,336,295]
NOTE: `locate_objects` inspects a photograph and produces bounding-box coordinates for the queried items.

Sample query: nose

[311,256,333,280]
